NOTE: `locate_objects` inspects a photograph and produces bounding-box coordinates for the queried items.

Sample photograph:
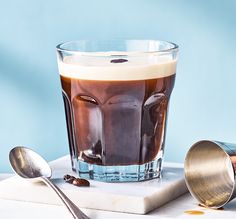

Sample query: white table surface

[0,173,236,219]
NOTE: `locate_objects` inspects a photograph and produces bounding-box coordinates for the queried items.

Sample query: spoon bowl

[9,146,51,179]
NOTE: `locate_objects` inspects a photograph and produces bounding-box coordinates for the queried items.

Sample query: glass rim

[56,39,179,56]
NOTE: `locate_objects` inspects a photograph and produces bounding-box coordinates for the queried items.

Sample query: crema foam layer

[58,53,177,81]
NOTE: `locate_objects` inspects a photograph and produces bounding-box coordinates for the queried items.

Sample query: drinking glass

[56,40,178,182]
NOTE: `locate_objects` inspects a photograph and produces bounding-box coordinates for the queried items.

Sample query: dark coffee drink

[61,75,175,166]
[59,55,176,166]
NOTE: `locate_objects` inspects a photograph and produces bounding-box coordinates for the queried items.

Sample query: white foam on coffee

[58,52,177,81]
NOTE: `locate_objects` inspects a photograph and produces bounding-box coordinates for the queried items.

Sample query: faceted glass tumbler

[56,40,178,182]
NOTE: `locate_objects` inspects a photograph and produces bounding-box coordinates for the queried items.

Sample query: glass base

[72,157,163,182]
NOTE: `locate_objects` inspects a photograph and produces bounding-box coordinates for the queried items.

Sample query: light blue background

[1,0,236,172]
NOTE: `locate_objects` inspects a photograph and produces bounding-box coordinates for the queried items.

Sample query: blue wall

[1,0,236,172]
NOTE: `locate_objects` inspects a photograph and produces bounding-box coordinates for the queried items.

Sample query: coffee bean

[66,177,75,184]
[63,174,90,187]
[63,174,71,180]
[110,58,128,63]
[63,174,76,184]
[72,178,90,187]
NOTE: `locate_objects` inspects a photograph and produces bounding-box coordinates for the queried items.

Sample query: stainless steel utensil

[9,146,90,219]
[184,140,236,208]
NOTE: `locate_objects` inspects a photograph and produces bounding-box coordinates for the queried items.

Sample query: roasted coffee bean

[72,178,90,187]
[63,174,71,180]
[63,174,76,184]
[66,177,75,184]
[110,58,128,63]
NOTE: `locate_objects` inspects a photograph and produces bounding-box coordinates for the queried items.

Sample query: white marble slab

[0,156,187,214]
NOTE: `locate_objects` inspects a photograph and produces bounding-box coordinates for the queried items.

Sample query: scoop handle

[41,177,90,219]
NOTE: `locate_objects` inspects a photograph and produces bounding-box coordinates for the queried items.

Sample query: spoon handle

[41,177,90,219]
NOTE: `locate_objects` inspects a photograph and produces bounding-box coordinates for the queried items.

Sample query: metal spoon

[9,146,90,219]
